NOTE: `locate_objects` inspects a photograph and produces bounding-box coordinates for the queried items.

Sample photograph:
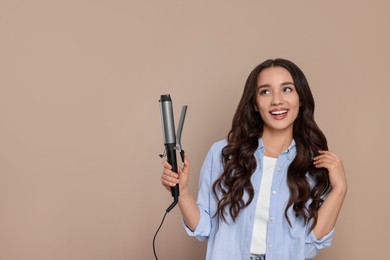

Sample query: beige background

[0,0,389,259]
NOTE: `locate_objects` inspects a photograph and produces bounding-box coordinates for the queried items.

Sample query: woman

[161,58,347,260]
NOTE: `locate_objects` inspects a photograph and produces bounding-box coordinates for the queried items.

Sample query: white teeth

[271,110,287,115]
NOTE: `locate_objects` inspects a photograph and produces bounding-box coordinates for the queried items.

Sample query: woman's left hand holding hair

[313,150,348,192]
[312,150,348,239]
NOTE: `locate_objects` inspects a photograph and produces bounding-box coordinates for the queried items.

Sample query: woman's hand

[161,157,200,230]
[161,156,190,194]
[313,150,347,193]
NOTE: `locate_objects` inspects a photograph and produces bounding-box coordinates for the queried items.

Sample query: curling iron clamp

[159,94,187,212]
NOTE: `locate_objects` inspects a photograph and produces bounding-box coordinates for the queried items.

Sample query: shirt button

[268,244,272,248]
[272,190,277,195]
[269,216,274,221]
[276,167,281,172]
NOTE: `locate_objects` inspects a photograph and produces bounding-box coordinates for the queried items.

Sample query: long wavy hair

[212,58,331,231]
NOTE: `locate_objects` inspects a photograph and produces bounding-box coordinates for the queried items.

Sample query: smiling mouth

[270,110,288,115]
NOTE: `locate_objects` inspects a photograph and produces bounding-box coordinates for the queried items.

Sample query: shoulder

[209,139,228,152]
[202,139,227,164]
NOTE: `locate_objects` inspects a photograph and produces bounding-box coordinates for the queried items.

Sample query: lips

[269,109,289,119]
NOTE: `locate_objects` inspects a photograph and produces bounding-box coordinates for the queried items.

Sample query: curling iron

[159,94,187,212]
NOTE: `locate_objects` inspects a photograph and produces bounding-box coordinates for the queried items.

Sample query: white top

[250,156,277,254]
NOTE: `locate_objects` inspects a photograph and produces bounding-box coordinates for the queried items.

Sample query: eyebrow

[257,81,295,89]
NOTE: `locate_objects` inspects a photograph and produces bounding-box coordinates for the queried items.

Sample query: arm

[312,150,348,239]
[161,157,200,230]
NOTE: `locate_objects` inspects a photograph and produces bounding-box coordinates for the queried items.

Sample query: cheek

[291,95,300,109]
[256,96,268,110]
[289,96,300,118]
[292,104,301,120]
[257,102,268,114]
[292,108,300,120]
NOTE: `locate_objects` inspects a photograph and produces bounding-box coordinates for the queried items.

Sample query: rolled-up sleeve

[183,205,211,240]
[304,228,334,259]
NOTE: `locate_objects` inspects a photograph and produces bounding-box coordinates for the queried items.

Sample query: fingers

[313,151,342,169]
[162,160,172,170]
[161,156,190,191]
[314,150,339,161]
[161,160,179,185]
[161,169,179,187]
[313,150,347,192]
[314,151,342,166]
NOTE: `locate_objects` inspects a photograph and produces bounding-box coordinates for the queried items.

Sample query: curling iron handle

[166,143,179,198]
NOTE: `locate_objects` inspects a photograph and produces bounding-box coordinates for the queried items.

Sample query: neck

[262,128,293,158]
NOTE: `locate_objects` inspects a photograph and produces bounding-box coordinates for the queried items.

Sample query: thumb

[180,156,190,175]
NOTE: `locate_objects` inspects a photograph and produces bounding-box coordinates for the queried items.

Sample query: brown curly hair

[212,58,331,232]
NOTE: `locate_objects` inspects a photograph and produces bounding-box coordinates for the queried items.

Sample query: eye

[258,89,270,95]
[282,86,294,93]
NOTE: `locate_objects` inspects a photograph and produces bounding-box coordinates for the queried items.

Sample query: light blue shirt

[184,139,334,260]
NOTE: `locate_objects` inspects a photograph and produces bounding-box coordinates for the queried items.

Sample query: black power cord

[152,198,178,260]
[152,210,168,260]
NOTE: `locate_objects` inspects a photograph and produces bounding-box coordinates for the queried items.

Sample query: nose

[271,91,283,106]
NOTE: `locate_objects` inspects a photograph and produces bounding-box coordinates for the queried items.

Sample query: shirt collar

[258,138,296,156]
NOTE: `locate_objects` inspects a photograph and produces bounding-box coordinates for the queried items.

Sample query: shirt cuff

[307,228,334,249]
[304,228,334,259]
[182,206,210,241]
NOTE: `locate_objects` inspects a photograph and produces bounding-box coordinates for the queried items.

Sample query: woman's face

[255,66,300,134]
